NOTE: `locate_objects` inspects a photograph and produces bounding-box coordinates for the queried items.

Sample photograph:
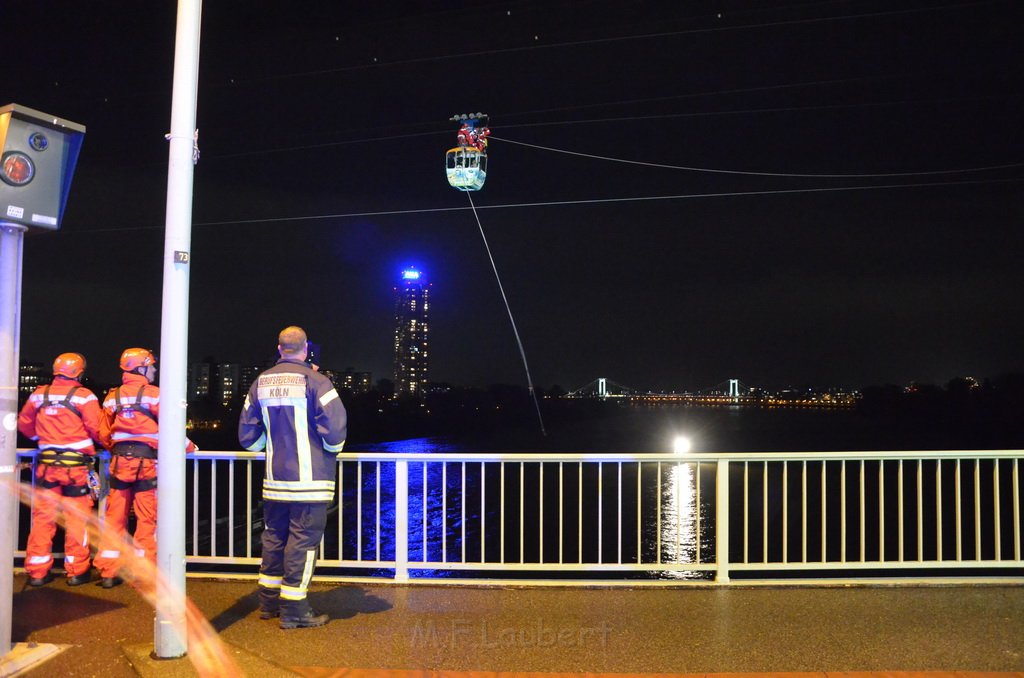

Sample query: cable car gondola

[446,113,490,191]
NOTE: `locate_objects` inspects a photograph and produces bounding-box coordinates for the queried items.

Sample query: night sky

[4,0,1022,392]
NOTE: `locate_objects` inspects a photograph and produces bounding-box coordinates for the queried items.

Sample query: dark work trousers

[258,500,328,616]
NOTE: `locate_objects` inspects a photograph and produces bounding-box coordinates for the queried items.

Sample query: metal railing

[16,449,1024,584]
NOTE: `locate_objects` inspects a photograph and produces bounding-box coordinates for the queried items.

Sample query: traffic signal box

[0,104,85,231]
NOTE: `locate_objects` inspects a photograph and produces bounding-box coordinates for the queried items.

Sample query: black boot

[279,609,329,629]
[28,572,55,587]
[258,588,280,619]
[67,571,92,586]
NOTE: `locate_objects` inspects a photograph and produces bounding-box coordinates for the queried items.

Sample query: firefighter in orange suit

[93,348,195,588]
[17,353,104,586]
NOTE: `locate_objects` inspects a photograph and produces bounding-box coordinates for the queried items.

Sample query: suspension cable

[491,135,1024,179]
[53,177,1022,234]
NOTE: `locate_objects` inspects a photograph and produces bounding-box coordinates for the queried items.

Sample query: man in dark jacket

[239,326,347,629]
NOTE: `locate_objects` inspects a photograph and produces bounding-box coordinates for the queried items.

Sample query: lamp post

[154,0,202,659]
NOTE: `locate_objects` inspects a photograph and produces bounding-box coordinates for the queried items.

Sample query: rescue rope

[164,128,201,165]
[465,191,547,437]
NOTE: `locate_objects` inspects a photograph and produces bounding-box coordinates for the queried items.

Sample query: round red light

[1,152,35,186]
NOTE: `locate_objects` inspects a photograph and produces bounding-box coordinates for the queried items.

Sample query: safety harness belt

[110,385,159,491]
[37,386,90,467]
[114,384,158,422]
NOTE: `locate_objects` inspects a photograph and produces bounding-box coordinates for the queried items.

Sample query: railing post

[394,459,409,582]
[716,458,731,583]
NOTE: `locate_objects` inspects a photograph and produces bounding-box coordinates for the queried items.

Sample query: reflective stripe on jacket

[100,373,160,451]
[99,373,197,454]
[17,379,102,455]
[238,359,347,503]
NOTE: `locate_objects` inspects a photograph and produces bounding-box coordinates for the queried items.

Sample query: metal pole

[0,222,25,653]
[155,0,201,659]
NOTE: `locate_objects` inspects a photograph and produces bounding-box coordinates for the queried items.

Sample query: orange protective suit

[17,377,103,580]
[93,372,195,580]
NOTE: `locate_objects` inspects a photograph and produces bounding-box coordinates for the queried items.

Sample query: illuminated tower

[393,267,430,396]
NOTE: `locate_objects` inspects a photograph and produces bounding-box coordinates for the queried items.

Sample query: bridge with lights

[564,377,858,408]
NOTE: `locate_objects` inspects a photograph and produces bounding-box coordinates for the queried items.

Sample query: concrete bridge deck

[8,573,1024,677]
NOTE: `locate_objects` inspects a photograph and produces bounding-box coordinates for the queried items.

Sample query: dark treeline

[856,373,1024,450]
[184,383,619,452]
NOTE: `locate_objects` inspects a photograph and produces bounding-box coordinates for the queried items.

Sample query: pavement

[8,573,1024,677]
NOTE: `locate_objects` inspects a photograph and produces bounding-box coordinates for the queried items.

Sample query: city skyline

[4,2,1022,393]
[15,349,987,409]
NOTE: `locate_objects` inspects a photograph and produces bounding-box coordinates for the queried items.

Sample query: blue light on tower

[402,268,421,281]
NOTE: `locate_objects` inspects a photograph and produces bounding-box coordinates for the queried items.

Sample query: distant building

[322,367,372,394]
[240,363,269,398]
[216,363,240,407]
[19,362,45,402]
[393,267,430,397]
[188,362,212,401]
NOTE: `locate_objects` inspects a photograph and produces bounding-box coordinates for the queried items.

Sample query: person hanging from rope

[93,347,196,589]
[17,353,105,587]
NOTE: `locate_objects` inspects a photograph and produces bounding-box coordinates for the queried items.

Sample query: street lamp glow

[673,435,692,455]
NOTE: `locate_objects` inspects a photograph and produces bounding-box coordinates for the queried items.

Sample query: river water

[333,404,984,580]
[348,399,968,456]
[184,403,1016,579]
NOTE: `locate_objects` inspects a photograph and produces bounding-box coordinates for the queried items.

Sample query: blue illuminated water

[334,406,885,579]
[186,405,1006,579]
[337,405,1015,581]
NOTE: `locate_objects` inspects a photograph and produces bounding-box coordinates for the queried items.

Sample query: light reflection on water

[659,462,700,577]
